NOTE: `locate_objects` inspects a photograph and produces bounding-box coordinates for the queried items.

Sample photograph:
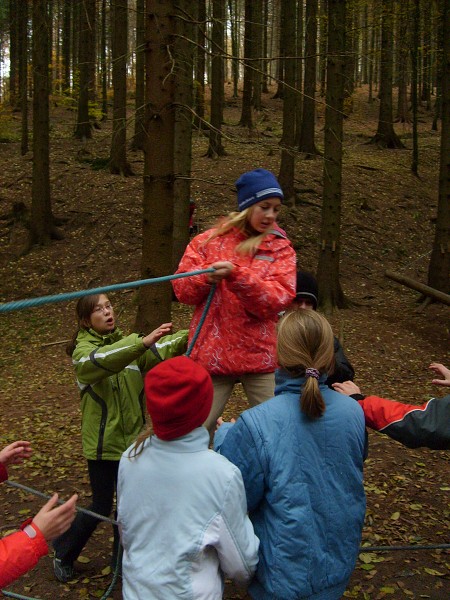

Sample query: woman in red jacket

[173,169,296,432]
[0,441,77,588]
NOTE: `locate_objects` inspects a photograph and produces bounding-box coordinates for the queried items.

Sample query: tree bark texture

[135,0,177,331]
[427,0,450,295]
[207,0,226,157]
[317,0,347,311]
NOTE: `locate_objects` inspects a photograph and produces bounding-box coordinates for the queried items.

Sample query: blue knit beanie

[235,168,284,211]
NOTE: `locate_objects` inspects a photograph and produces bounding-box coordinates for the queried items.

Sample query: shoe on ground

[53,557,75,583]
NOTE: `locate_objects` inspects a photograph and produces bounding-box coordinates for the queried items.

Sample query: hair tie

[305,368,320,380]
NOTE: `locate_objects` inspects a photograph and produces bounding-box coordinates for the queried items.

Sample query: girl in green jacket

[53,293,188,583]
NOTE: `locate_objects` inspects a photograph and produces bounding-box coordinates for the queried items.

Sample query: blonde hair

[204,208,270,255]
[128,424,152,458]
[277,310,335,418]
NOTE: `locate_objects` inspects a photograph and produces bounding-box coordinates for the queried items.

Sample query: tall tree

[316,0,347,311]
[62,0,71,93]
[207,0,226,157]
[239,0,254,128]
[172,0,196,271]
[9,0,18,106]
[18,0,28,155]
[74,0,95,140]
[110,0,133,174]
[135,0,176,330]
[298,0,320,156]
[30,0,56,245]
[100,0,108,119]
[194,0,206,127]
[369,0,405,147]
[427,0,449,295]
[131,0,145,150]
[278,0,297,205]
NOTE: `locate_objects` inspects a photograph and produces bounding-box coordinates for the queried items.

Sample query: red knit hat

[144,356,213,441]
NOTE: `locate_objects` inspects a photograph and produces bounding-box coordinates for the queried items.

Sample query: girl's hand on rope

[207,261,234,284]
[0,440,32,467]
[32,493,78,542]
[142,322,173,348]
[332,381,362,396]
[429,363,450,387]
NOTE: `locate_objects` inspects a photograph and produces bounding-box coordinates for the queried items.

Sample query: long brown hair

[66,294,103,356]
[277,310,335,418]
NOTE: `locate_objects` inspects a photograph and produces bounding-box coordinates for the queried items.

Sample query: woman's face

[88,294,115,335]
[248,197,281,233]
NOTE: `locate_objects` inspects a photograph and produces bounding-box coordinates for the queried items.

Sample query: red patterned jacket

[356,394,450,450]
[0,466,48,588]
[173,226,296,375]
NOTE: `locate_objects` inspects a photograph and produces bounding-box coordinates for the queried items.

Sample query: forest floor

[0,85,449,600]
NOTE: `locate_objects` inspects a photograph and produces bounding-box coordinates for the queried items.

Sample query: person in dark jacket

[293,271,354,387]
[333,362,450,450]
[215,310,366,600]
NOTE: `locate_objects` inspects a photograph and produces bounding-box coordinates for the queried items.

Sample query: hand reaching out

[32,493,78,542]
[429,363,450,387]
[332,381,362,396]
[142,323,173,349]
[0,441,32,467]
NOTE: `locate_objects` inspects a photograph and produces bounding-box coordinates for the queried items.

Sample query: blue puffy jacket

[214,371,366,600]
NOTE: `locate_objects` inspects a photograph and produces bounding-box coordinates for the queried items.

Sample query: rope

[0,269,215,313]
[4,480,118,525]
[185,284,216,357]
[360,543,450,552]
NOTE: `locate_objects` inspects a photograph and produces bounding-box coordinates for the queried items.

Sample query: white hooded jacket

[117,427,259,599]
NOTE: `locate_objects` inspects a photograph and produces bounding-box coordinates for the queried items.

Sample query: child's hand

[142,323,173,348]
[32,493,78,542]
[215,417,236,431]
[0,441,32,467]
[429,363,450,387]
[332,381,362,396]
[207,262,234,283]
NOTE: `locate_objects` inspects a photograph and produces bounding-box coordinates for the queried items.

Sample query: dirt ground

[0,85,449,599]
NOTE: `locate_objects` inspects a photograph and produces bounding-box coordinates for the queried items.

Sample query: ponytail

[277,310,334,419]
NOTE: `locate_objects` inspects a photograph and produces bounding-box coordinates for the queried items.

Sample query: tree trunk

[251,0,263,111]
[9,0,19,107]
[427,0,450,295]
[131,0,145,150]
[110,0,133,175]
[135,0,176,331]
[100,0,108,120]
[239,0,254,128]
[74,0,94,140]
[173,0,196,272]
[18,0,28,156]
[411,0,419,175]
[30,0,54,246]
[316,0,348,312]
[395,0,410,123]
[278,0,297,206]
[207,0,227,157]
[194,0,206,127]
[62,0,71,93]
[228,0,239,98]
[298,0,320,156]
[369,0,405,148]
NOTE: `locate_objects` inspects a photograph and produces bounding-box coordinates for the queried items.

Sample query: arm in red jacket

[0,524,49,588]
[357,395,450,450]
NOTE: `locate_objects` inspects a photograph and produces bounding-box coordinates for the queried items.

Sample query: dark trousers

[53,459,119,565]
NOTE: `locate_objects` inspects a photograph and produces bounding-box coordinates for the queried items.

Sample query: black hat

[295,271,318,310]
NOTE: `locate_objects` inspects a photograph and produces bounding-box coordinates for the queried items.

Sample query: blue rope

[0,269,215,313]
[185,284,217,357]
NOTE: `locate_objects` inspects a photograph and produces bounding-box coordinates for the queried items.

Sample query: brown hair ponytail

[277,310,335,419]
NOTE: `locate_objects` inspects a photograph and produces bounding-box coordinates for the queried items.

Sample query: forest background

[0,1,449,599]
